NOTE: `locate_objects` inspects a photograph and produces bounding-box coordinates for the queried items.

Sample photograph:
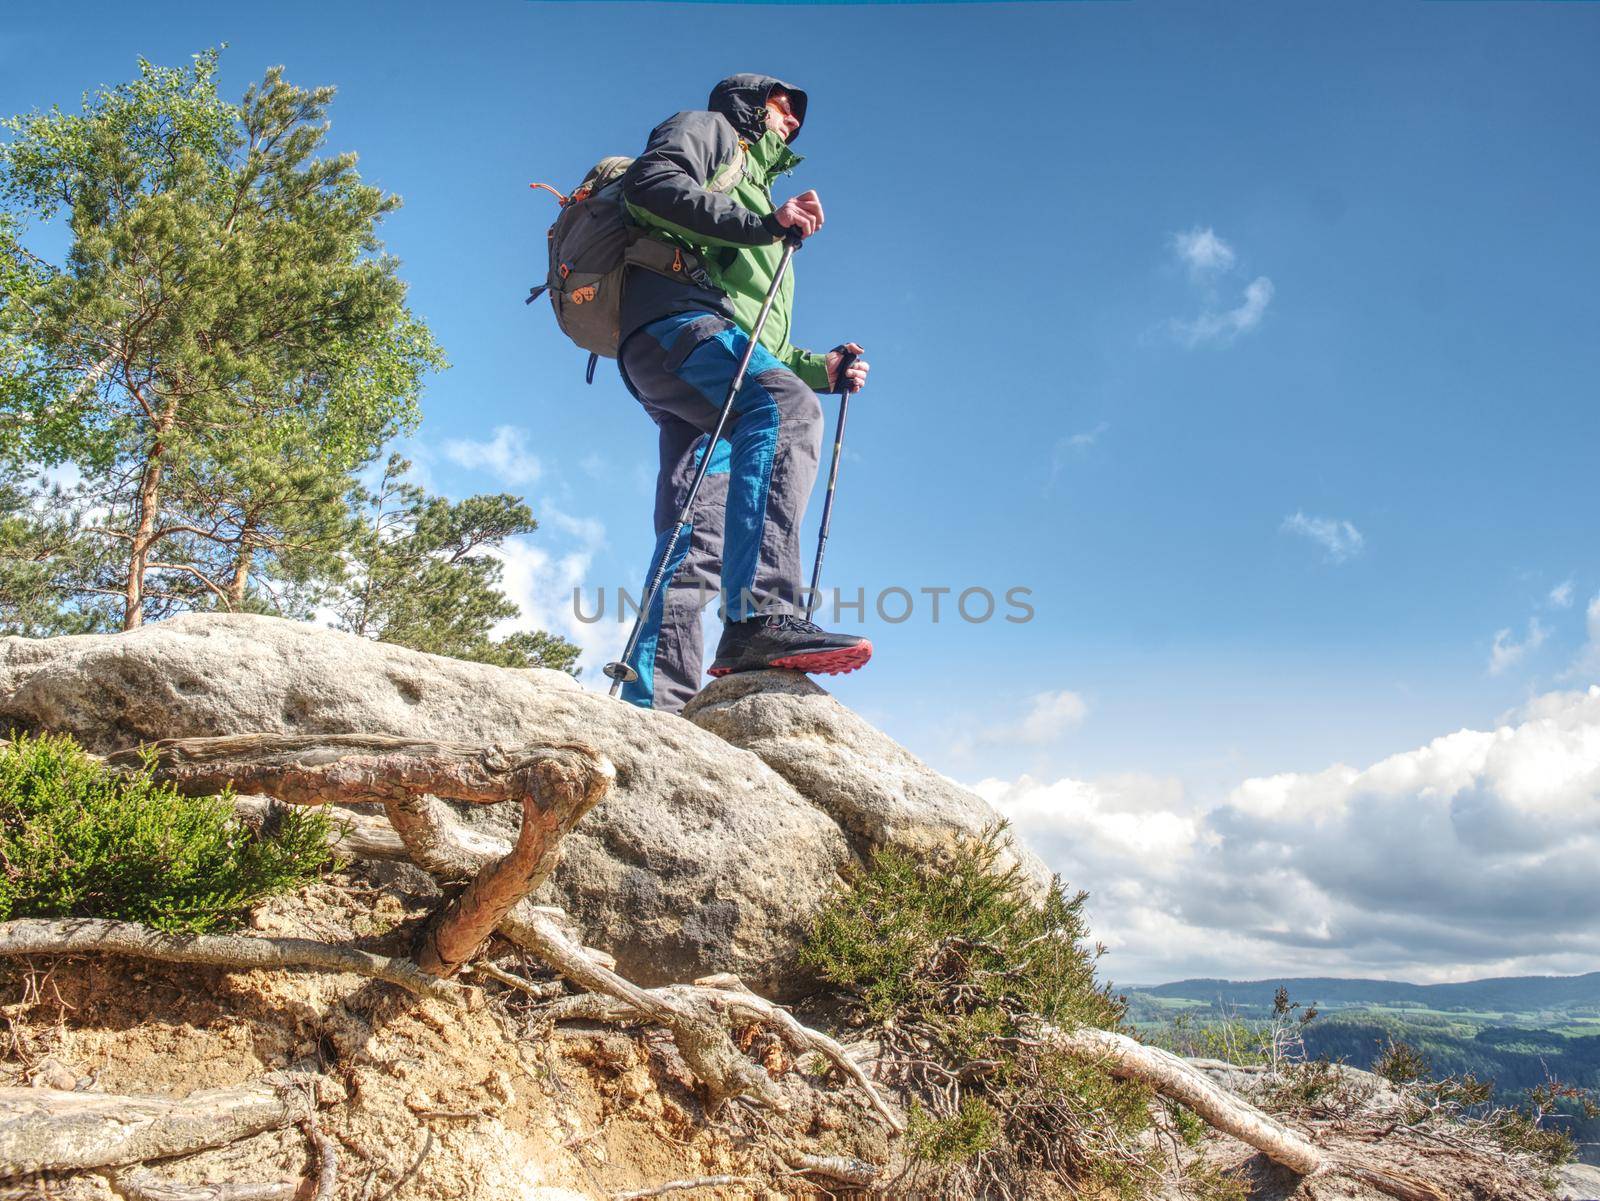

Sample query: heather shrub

[0,731,334,934]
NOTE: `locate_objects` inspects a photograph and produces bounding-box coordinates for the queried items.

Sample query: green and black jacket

[619,73,831,391]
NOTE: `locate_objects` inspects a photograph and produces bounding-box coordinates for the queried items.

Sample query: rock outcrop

[1558,1162,1600,1201]
[0,614,1035,995]
[686,671,1051,890]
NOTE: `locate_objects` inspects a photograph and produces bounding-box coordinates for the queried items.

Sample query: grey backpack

[528,148,746,383]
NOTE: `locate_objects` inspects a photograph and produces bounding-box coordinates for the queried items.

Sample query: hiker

[614,73,872,713]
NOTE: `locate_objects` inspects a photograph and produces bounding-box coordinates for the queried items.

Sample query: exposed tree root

[121,733,615,978]
[156,733,770,1114]
[543,976,904,1134]
[693,972,905,1134]
[0,918,466,1005]
[300,1110,338,1201]
[0,1073,322,1179]
[83,730,1457,1196]
[782,1151,883,1187]
[507,902,787,1114]
[109,733,609,811]
[465,960,564,1000]
[1044,1025,1450,1201]
[411,745,609,977]
[611,1176,762,1200]
[352,785,789,1114]
[100,735,784,1112]
[109,1173,297,1200]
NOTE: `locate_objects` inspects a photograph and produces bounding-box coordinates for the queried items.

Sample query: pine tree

[0,479,108,637]
[0,50,443,629]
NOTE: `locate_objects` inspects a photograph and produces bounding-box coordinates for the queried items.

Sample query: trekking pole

[605,232,805,696]
[804,347,859,620]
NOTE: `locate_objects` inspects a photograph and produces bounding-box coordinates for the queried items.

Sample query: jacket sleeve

[780,344,832,392]
[622,111,781,250]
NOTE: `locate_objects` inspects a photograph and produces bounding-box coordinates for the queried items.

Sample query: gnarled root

[118,734,616,979]
[695,973,902,1132]
[506,903,787,1114]
[0,1073,323,1179]
[365,787,787,1113]
[1043,1025,1449,1201]
[108,1173,297,1200]
[104,732,779,1110]
[0,917,466,1005]
[409,746,612,977]
[783,1151,883,1187]
[109,733,608,812]
[537,974,911,1131]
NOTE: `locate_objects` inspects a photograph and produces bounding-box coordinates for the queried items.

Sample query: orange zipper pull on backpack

[529,181,571,205]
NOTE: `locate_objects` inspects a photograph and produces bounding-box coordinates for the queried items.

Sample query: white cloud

[1233,276,1275,333]
[1174,276,1275,347]
[490,504,612,678]
[1549,580,1575,609]
[978,686,1600,984]
[1280,511,1364,564]
[541,507,605,548]
[1571,594,1600,683]
[443,425,543,486]
[1046,423,1109,492]
[1165,226,1272,348]
[1170,227,1236,277]
[1061,422,1108,451]
[1489,617,1548,676]
[1006,689,1090,744]
[951,689,1091,756]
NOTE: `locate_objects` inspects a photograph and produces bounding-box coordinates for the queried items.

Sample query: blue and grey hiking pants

[617,311,824,713]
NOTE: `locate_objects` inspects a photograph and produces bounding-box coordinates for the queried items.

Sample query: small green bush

[1373,1037,1431,1085]
[908,1096,1001,1164]
[801,828,1168,1199]
[0,731,335,933]
[1370,1038,1591,1170]
[801,827,1123,1032]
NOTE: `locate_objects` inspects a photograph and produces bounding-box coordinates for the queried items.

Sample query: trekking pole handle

[831,345,860,396]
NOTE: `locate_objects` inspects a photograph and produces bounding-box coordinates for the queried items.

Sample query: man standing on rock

[615,73,872,713]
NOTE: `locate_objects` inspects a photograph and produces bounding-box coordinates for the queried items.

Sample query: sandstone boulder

[1557,1162,1600,1201]
[0,614,850,995]
[684,670,1051,890]
[1,614,1043,993]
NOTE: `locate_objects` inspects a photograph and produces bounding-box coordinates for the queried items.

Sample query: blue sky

[6,0,1599,983]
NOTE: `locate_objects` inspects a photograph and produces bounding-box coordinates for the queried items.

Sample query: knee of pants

[796,392,824,450]
[751,369,824,453]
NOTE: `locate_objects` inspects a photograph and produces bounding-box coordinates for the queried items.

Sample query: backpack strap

[624,236,716,290]
[705,140,749,196]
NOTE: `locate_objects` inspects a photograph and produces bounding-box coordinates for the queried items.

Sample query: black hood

[708,73,808,145]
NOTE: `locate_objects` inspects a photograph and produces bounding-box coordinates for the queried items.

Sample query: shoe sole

[707,640,873,679]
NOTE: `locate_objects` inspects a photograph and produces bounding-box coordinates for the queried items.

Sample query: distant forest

[1128,974,1600,1163]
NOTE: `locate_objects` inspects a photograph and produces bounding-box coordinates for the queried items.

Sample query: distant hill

[1135,972,1600,1014]
[1128,970,1600,1169]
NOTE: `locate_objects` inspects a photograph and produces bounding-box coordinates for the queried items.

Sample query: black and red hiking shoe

[707,613,873,678]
